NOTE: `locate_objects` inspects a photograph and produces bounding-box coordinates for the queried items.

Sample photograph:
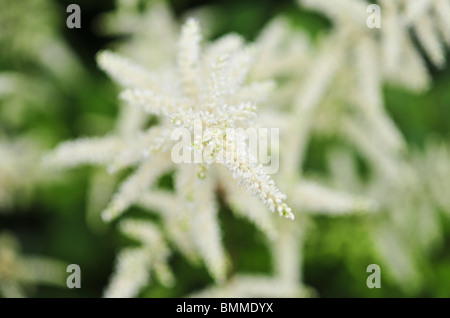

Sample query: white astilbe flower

[104,219,174,298]
[45,18,293,287]
[190,173,227,282]
[280,39,343,176]
[414,138,450,215]
[216,166,277,240]
[384,0,450,71]
[138,189,200,264]
[183,16,381,295]
[0,0,83,81]
[45,3,178,228]
[99,0,178,69]
[0,139,41,210]
[103,247,152,298]
[0,232,67,298]
[236,105,378,297]
[370,224,422,291]
[267,218,308,294]
[102,153,173,221]
[86,170,118,233]
[300,0,450,92]
[141,165,228,282]
[0,4,85,209]
[189,133,375,297]
[189,274,310,298]
[267,85,378,218]
[0,72,59,128]
[292,0,410,181]
[339,115,403,179]
[138,165,276,282]
[290,180,377,216]
[249,17,311,108]
[97,1,181,142]
[189,220,312,298]
[0,0,84,135]
[229,51,382,294]
[46,18,292,220]
[0,1,85,213]
[138,165,278,281]
[43,136,127,169]
[326,144,450,292]
[43,132,174,221]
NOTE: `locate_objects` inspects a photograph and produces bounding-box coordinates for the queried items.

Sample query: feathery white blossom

[45,18,296,289]
[190,274,310,298]
[294,0,409,182]
[47,18,293,221]
[0,232,67,297]
[104,219,174,298]
[326,143,450,292]
[415,138,450,215]
[99,1,178,69]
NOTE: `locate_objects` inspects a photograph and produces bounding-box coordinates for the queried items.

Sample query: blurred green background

[1,0,449,298]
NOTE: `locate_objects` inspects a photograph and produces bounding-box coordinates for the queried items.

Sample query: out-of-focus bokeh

[1,0,450,298]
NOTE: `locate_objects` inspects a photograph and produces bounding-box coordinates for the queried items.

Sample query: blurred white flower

[0,232,67,297]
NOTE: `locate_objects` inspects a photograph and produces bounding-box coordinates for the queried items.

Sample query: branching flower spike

[45,18,293,222]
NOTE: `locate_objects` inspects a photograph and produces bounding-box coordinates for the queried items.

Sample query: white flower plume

[0,232,67,298]
[104,219,174,298]
[43,17,297,286]
[46,18,293,221]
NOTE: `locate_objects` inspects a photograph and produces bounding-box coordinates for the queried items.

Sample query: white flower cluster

[44,14,300,294]
[46,18,293,221]
[0,232,67,297]
[294,0,450,293]
[104,219,174,298]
